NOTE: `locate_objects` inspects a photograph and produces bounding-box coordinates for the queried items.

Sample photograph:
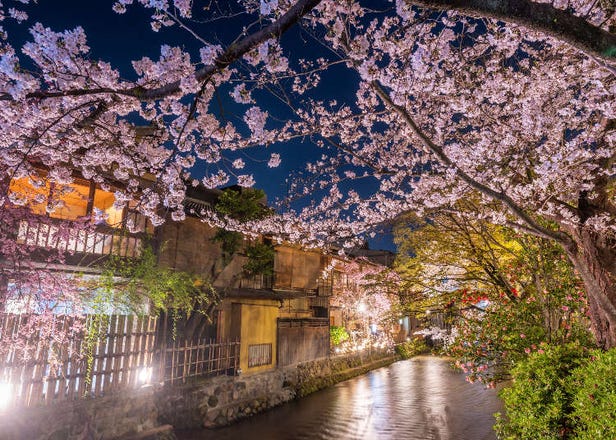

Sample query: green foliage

[395,339,428,359]
[394,207,593,385]
[82,312,109,391]
[213,229,243,258]
[102,246,215,316]
[213,188,273,271]
[214,188,269,222]
[81,246,216,388]
[495,345,616,440]
[495,343,587,440]
[243,241,275,276]
[330,326,350,346]
[570,349,616,439]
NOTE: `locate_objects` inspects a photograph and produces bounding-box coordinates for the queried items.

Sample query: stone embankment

[0,350,397,440]
[160,349,396,429]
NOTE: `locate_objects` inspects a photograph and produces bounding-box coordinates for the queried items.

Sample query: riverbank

[0,350,397,440]
[159,349,398,431]
[176,356,504,440]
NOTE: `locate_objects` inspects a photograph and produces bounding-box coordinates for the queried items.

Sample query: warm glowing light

[138,367,152,385]
[0,382,13,410]
[357,302,367,313]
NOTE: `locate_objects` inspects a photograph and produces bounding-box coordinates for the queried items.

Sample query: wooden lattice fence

[161,338,240,385]
[0,313,157,408]
[0,313,240,409]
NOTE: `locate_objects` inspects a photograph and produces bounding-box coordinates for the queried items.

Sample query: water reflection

[177,356,503,440]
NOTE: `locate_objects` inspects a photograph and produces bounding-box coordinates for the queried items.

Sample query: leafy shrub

[570,348,616,439]
[330,326,350,346]
[243,241,275,276]
[213,188,271,264]
[214,188,269,221]
[395,339,428,359]
[494,343,586,440]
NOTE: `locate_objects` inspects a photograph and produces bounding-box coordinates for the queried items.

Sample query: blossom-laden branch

[370,79,576,249]
[0,0,323,102]
[405,0,616,63]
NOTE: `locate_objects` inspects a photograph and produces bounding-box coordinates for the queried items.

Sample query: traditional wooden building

[156,185,332,374]
[4,173,396,384]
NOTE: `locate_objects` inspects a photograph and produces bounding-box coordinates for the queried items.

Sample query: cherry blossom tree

[328,256,398,349]
[393,206,593,384]
[0,0,615,348]
[329,257,397,318]
[293,2,615,348]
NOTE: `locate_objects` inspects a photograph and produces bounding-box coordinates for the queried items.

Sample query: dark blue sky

[8,1,396,251]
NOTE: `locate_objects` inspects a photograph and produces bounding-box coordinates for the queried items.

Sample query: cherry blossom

[0,0,615,348]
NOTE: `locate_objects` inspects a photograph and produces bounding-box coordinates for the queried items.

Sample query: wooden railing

[16,219,144,259]
[17,220,143,258]
[239,274,274,290]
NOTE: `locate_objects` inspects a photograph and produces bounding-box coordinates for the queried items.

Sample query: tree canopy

[0,1,615,345]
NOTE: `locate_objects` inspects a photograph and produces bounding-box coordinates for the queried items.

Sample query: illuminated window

[93,187,124,227]
[9,176,126,228]
[8,176,49,216]
[49,182,89,220]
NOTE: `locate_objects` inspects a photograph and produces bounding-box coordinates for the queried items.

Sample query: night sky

[6,1,396,251]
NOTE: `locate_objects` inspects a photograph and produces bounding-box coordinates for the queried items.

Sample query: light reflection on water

[177,356,503,440]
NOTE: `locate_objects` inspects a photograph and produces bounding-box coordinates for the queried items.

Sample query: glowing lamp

[357,302,367,313]
[138,367,152,385]
[0,382,13,411]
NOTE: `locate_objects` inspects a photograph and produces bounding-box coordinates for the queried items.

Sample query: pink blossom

[268,153,281,168]
[243,107,268,138]
[237,174,255,188]
[260,0,278,16]
[199,44,222,66]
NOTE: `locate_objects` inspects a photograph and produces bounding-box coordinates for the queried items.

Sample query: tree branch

[1,0,323,102]
[406,0,616,63]
[370,79,576,250]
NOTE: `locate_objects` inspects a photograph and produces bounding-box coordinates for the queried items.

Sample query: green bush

[571,348,616,439]
[495,345,616,440]
[330,326,350,346]
[395,339,428,359]
[494,343,586,440]
[243,241,275,276]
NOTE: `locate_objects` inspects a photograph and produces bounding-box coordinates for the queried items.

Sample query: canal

[177,356,504,440]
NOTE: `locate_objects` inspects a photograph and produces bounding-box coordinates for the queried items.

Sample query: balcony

[238,273,274,290]
[16,217,145,262]
[9,176,150,264]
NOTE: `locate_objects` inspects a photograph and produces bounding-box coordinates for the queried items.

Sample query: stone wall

[0,351,397,439]
[158,349,396,428]
[294,350,396,398]
[0,386,162,440]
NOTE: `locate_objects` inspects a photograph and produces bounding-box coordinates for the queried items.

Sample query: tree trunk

[564,228,616,349]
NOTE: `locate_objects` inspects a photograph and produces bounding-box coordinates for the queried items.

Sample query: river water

[177,356,504,440]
